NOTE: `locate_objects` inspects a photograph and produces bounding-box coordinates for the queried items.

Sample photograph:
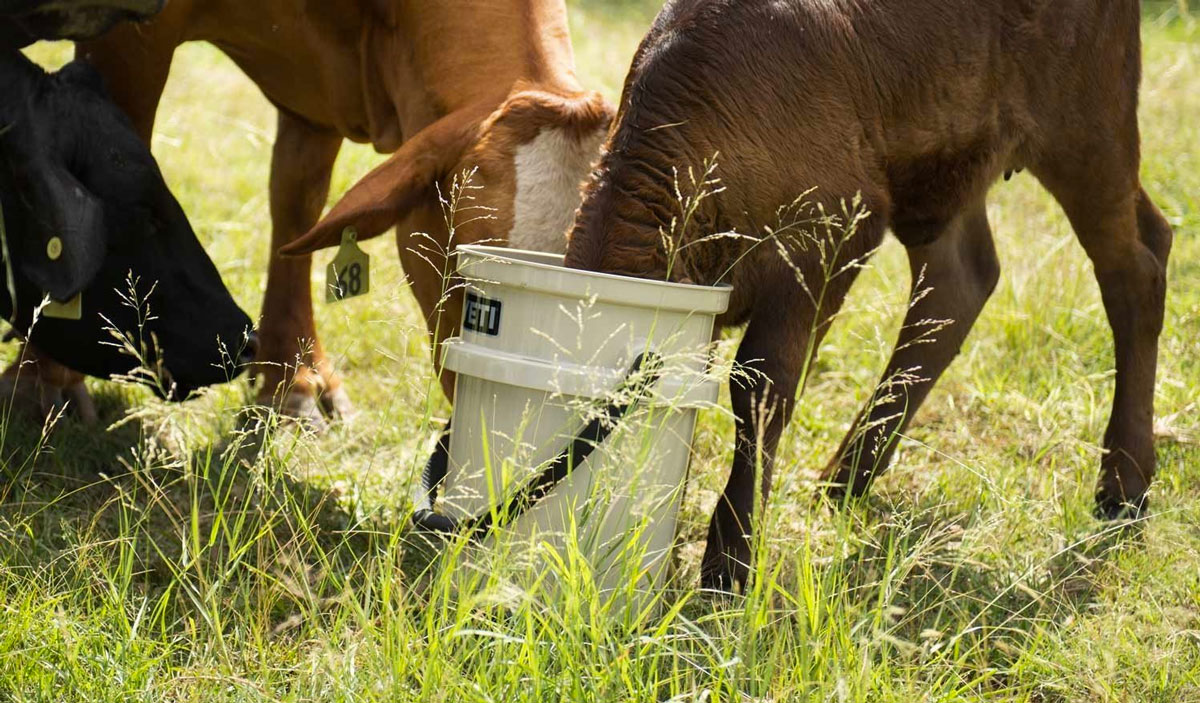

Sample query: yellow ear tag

[46,236,63,261]
[44,293,82,320]
[325,227,370,304]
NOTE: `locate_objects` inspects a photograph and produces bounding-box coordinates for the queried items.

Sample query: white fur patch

[508,126,606,254]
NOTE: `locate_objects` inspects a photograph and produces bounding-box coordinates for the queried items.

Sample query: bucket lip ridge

[456,245,733,315]
[443,338,721,407]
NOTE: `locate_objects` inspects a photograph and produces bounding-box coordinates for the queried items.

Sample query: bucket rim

[455,245,733,315]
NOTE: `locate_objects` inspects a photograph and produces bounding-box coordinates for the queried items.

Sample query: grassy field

[3,2,1199,701]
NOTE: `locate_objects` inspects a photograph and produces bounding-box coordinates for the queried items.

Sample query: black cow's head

[1,0,164,48]
[0,52,255,400]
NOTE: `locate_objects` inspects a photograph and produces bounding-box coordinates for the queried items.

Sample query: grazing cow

[68,0,615,425]
[1,50,256,419]
[566,0,1171,590]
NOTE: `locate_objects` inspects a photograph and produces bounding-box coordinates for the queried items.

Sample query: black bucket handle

[412,352,663,540]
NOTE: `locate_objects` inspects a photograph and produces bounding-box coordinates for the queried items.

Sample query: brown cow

[566,0,1171,590]
[2,0,613,425]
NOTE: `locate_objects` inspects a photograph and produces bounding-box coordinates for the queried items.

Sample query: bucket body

[431,245,730,606]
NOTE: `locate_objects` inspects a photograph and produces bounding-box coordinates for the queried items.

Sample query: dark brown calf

[566,0,1171,591]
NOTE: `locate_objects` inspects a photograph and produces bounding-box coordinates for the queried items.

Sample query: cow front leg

[701,200,883,591]
[256,111,345,426]
[698,271,861,592]
[393,205,467,403]
[699,311,804,592]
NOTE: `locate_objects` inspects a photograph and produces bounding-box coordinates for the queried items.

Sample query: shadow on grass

[664,482,1152,696]
[0,384,1156,670]
[0,395,412,640]
[829,491,1146,670]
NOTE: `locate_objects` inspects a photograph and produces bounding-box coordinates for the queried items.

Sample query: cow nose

[240,331,259,366]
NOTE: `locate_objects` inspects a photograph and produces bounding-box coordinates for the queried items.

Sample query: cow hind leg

[256,111,346,427]
[824,201,999,498]
[1032,148,1171,519]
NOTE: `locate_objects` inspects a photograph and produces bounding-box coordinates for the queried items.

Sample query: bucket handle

[411,352,664,540]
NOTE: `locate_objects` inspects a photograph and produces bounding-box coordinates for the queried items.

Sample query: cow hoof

[319,386,356,422]
[1094,493,1149,522]
[62,381,99,424]
[699,565,738,594]
[275,390,329,432]
[0,374,98,426]
[262,388,353,431]
[254,370,353,431]
[698,547,747,594]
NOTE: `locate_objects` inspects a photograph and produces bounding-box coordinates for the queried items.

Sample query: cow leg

[417,285,463,403]
[700,214,880,591]
[256,110,345,425]
[699,307,807,592]
[1090,189,1173,517]
[0,341,97,425]
[76,6,184,142]
[1036,163,1170,519]
[1083,188,1169,519]
[0,342,97,425]
[393,207,465,402]
[824,201,999,498]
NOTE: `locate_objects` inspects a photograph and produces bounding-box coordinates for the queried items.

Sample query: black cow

[1,43,255,409]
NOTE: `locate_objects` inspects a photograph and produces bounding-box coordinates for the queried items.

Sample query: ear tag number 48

[326,228,370,304]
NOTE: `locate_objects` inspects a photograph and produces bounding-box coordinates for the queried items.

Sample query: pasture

[3,1,1199,700]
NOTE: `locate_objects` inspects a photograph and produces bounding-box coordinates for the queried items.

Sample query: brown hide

[567,0,1170,590]
[71,0,614,416]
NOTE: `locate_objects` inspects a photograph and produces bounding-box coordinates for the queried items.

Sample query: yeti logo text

[464,293,502,336]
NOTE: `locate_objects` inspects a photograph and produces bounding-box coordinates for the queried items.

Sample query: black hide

[0,51,255,399]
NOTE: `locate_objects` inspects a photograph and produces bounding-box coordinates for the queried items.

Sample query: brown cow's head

[281,88,614,261]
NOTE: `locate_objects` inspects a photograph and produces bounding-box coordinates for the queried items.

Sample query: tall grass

[1,5,1198,702]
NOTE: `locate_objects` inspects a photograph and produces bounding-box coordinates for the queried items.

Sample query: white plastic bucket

[414,245,731,608]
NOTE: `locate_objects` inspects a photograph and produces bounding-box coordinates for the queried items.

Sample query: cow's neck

[371,0,583,141]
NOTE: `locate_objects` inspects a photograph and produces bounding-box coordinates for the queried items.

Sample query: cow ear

[15,164,107,302]
[280,108,483,257]
[494,89,614,139]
